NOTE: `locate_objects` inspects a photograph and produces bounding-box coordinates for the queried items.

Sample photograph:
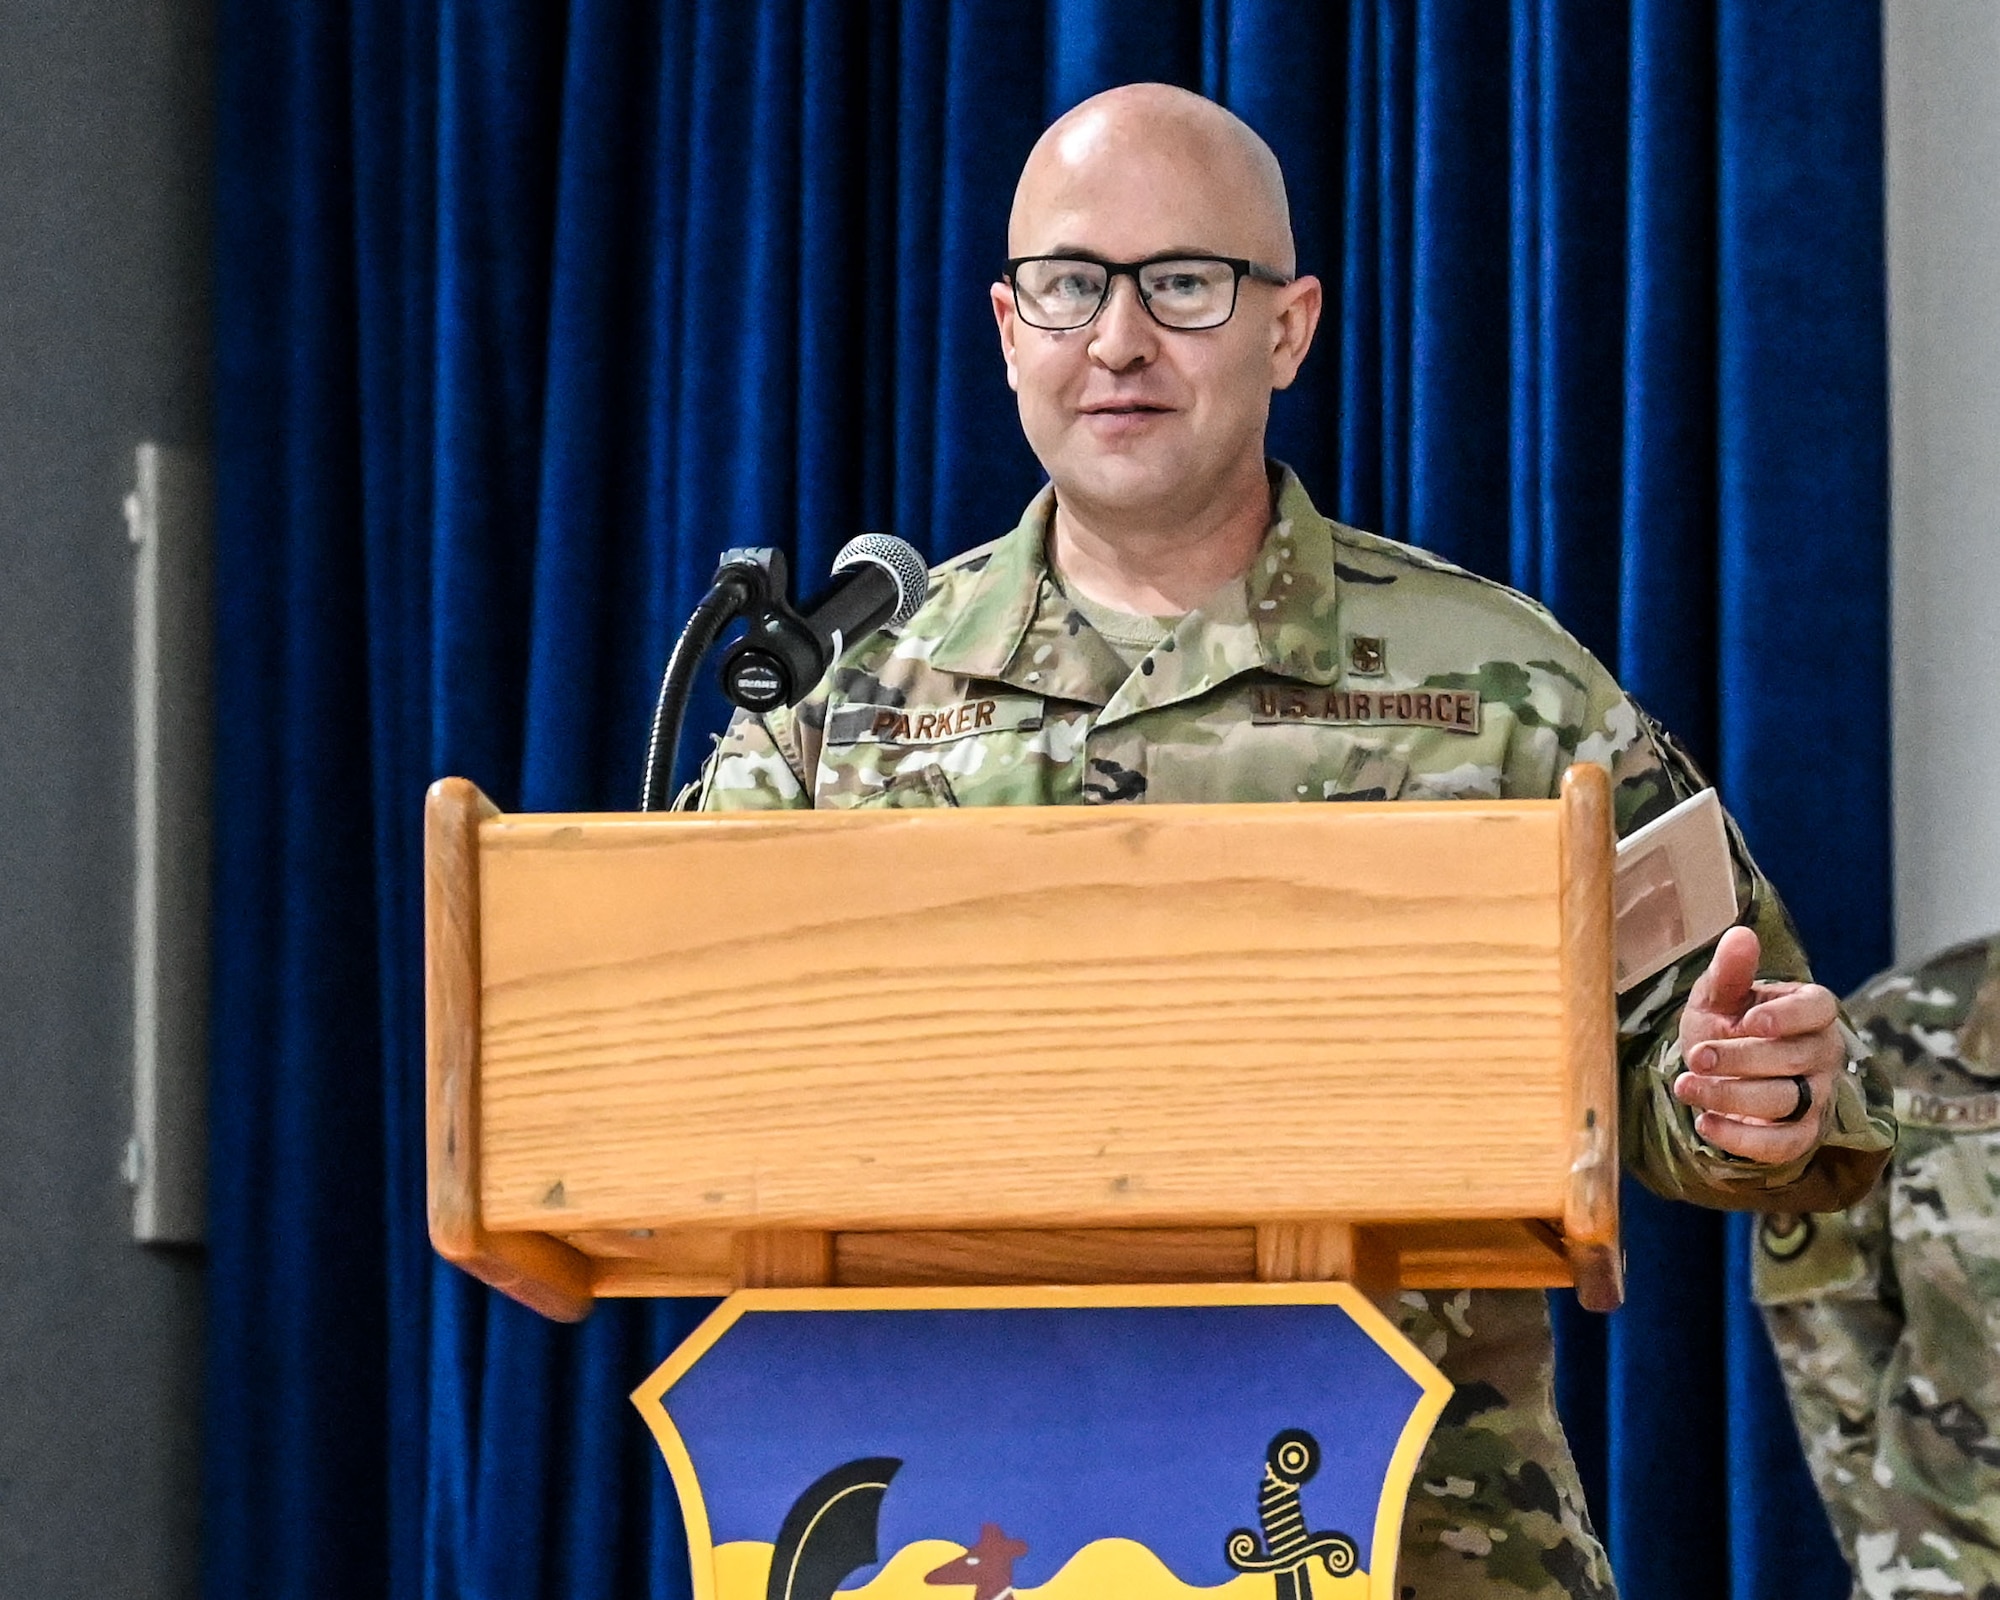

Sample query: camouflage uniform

[694,466,1896,1599]
[1757,935,2000,1600]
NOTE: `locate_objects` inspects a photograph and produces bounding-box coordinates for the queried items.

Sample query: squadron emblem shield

[632,1283,1450,1600]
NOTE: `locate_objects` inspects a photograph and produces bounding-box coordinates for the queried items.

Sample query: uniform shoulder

[1326,521,1597,669]
[1850,934,1997,1020]
[1848,933,2000,1087]
[932,534,1005,578]
[910,534,1005,613]
[1329,520,1553,615]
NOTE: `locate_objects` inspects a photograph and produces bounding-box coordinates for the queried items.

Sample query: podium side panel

[1558,766,1622,1311]
[425,778,594,1320]
[426,777,494,1262]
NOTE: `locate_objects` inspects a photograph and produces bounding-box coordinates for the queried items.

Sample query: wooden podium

[425,766,1621,1324]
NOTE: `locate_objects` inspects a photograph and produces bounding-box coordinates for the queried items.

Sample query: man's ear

[1269,274,1323,392]
[991,281,1021,393]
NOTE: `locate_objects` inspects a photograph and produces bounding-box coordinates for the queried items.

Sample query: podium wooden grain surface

[426,770,1619,1321]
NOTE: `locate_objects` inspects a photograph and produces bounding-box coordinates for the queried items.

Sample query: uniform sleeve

[1567,667,1895,1213]
[683,706,813,812]
[1752,1200,1903,1558]
[1756,1193,2000,1597]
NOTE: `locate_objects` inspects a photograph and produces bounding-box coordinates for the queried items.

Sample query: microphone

[638,536,927,812]
[720,534,928,713]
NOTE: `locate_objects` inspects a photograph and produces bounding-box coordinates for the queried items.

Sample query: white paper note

[1614,787,1739,993]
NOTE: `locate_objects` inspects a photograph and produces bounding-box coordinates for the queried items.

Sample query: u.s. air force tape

[1250,684,1481,734]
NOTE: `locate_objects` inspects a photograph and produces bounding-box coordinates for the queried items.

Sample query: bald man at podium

[688,83,1894,1600]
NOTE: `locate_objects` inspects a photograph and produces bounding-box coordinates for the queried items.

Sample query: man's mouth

[1080,402,1172,416]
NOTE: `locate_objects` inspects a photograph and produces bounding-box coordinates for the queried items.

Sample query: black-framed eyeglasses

[1003,253,1294,332]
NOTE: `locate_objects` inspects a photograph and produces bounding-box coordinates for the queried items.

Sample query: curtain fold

[1713,6,1889,1594]
[210,5,1887,1597]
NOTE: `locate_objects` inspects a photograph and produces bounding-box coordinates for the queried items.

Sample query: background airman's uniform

[696,466,1896,1599]
[1757,935,2000,1600]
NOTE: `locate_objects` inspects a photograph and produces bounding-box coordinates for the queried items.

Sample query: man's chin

[1049,447,1196,517]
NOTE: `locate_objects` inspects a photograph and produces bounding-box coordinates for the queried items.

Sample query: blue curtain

[208,3,1886,1597]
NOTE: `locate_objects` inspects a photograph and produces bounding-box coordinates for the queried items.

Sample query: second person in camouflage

[1758,936,2000,1600]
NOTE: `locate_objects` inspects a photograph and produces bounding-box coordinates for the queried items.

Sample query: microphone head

[832,534,928,628]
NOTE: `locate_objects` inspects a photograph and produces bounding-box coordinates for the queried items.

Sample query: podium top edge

[449,795,1570,832]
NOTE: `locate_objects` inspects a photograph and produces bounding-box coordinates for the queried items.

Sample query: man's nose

[1087,273,1157,370]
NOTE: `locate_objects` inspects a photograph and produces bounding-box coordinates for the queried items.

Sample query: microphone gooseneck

[638,564,760,812]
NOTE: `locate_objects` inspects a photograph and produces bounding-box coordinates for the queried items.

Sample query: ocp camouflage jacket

[1757,936,2000,1600]
[694,464,1895,1598]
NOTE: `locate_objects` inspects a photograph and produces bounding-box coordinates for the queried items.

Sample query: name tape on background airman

[1893,1087,2000,1130]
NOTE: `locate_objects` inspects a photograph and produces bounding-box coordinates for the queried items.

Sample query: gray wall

[0,2,212,1595]
[1886,0,2000,962]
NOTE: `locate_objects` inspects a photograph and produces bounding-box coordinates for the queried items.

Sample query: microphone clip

[714,546,830,713]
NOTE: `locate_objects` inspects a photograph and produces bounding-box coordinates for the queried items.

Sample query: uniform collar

[927,485,1054,682]
[927,464,1344,717]
[926,483,1129,704]
[1249,465,1346,687]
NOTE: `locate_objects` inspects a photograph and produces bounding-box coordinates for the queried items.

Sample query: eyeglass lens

[1012,258,1243,330]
